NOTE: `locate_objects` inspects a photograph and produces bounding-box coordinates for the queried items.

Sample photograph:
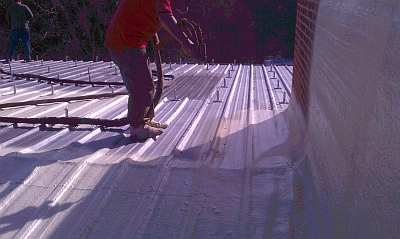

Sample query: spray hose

[152,35,164,108]
[178,18,207,63]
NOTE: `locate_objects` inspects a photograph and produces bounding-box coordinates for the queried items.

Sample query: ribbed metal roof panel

[0,59,294,238]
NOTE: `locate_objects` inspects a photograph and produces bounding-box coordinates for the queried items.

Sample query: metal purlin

[0,65,151,127]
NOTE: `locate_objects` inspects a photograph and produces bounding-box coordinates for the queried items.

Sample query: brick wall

[291,0,319,120]
[289,0,400,238]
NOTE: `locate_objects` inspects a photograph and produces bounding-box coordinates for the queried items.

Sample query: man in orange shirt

[104,0,194,141]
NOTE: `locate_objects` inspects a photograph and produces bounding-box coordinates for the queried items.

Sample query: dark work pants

[109,47,155,127]
[9,28,31,61]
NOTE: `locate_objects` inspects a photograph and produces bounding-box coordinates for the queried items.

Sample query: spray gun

[178,18,207,63]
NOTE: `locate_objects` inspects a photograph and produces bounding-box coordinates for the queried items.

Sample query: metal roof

[0,59,295,238]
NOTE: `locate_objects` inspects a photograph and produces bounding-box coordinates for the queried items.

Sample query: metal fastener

[170,88,180,101]
[276,79,280,89]
[227,68,231,78]
[214,89,222,102]
[283,91,286,103]
[222,77,227,88]
[58,74,63,85]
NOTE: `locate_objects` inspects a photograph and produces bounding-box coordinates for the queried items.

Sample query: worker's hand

[157,15,195,56]
[153,33,170,51]
[182,39,195,56]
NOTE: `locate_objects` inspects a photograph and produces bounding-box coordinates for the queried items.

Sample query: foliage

[0,0,296,63]
[1,0,118,61]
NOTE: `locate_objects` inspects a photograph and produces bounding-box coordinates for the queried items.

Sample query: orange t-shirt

[104,0,173,52]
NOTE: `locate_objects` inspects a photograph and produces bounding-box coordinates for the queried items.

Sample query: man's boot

[130,124,164,141]
[147,120,168,129]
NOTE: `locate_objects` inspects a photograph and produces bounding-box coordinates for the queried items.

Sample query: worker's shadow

[0,130,133,237]
[0,132,131,203]
[0,199,79,236]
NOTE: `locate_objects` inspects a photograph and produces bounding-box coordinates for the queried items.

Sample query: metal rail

[0,92,128,109]
[0,66,125,86]
[0,116,129,127]
[0,66,174,86]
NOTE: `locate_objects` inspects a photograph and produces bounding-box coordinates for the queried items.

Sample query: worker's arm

[152,33,160,45]
[157,14,195,56]
[26,6,33,22]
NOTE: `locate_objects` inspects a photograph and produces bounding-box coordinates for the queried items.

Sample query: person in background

[6,0,33,63]
[104,0,194,141]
